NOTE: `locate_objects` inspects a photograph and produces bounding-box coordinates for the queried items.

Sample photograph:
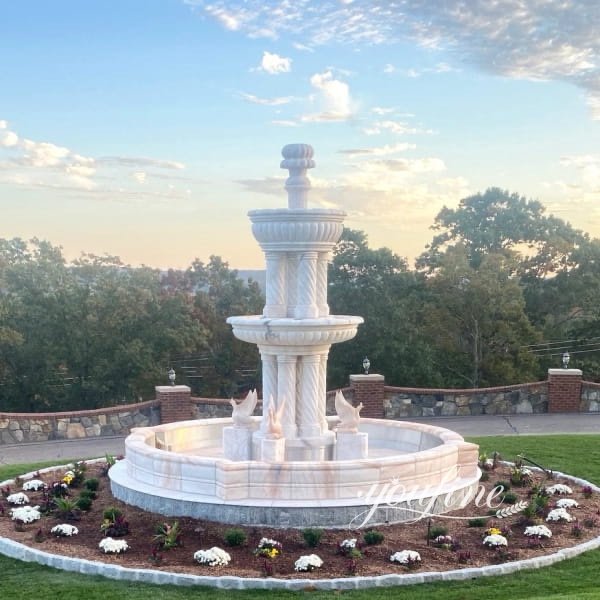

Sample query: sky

[1,0,599,270]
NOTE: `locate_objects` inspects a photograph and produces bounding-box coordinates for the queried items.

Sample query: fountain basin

[109,418,480,528]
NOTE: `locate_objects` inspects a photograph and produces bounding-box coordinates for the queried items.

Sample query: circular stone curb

[1,462,600,590]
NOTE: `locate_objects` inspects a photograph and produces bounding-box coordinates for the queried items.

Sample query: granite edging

[1,464,600,590]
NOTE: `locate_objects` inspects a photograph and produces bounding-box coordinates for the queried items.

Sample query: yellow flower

[62,474,74,485]
[486,527,502,536]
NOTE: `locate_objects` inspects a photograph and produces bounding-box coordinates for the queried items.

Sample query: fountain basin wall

[110,418,480,527]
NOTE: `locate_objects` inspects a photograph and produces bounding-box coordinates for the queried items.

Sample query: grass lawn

[1,436,600,599]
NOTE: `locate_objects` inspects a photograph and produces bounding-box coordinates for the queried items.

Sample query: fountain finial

[280,143,315,209]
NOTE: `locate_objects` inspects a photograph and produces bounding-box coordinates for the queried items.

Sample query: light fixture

[362,356,370,375]
[168,367,176,386]
[562,351,570,369]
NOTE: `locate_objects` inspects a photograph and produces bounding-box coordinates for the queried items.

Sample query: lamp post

[168,367,176,386]
[362,356,370,375]
[562,351,570,369]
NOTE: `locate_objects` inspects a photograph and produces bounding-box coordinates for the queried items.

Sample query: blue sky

[1,0,599,269]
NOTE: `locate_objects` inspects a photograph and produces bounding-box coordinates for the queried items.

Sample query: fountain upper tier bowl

[226,315,363,347]
[109,418,480,528]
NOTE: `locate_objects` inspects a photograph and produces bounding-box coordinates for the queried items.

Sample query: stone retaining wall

[384,382,548,418]
[581,382,600,412]
[0,401,160,445]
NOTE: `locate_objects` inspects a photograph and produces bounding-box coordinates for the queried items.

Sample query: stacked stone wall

[384,382,548,418]
[580,382,600,412]
[0,401,160,445]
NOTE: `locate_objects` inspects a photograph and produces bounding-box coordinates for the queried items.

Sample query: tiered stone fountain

[109,144,480,527]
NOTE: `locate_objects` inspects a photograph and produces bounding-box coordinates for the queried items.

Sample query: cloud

[0,119,189,198]
[258,51,291,74]
[338,143,416,156]
[95,156,185,170]
[301,70,353,122]
[193,0,600,120]
[271,119,299,127]
[239,92,293,106]
[363,120,431,136]
[0,130,18,148]
[383,63,396,74]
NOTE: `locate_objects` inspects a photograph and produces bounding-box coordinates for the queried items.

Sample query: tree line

[1,187,599,412]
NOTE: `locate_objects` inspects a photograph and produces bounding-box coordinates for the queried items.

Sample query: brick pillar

[349,374,385,418]
[547,369,582,413]
[156,385,193,424]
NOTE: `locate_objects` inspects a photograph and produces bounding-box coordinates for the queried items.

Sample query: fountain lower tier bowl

[109,418,480,528]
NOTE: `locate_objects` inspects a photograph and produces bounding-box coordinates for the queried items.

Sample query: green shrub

[223,528,247,547]
[84,478,99,491]
[428,525,448,539]
[153,521,183,550]
[467,517,487,527]
[494,480,511,492]
[79,489,97,500]
[75,496,92,511]
[502,491,519,504]
[302,528,324,548]
[102,507,123,521]
[363,530,384,545]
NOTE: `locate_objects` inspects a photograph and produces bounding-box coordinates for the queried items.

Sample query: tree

[422,246,540,387]
[418,187,589,279]
[327,229,442,388]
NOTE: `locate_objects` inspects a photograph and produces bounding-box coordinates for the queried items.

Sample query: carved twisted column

[259,353,277,435]
[276,355,298,438]
[286,252,298,317]
[316,252,330,317]
[318,351,329,434]
[264,252,287,318]
[297,354,321,437]
[295,251,318,319]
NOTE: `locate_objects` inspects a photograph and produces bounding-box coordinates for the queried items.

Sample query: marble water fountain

[109,144,480,527]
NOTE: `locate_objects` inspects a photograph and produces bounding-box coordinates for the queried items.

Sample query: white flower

[390,550,421,564]
[340,538,357,549]
[10,505,41,523]
[546,508,574,522]
[6,492,29,505]
[546,484,573,495]
[294,554,323,572]
[483,534,508,547]
[556,498,579,509]
[23,479,47,492]
[51,524,79,537]
[524,525,552,539]
[99,537,129,554]
[257,537,281,548]
[194,547,231,566]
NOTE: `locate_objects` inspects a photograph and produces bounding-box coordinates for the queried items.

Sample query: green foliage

[102,507,123,521]
[467,518,488,528]
[223,528,246,547]
[54,498,80,520]
[83,478,99,492]
[0,241,262,410]
[75,496,92,511]
[301,528,323,548]
[153,521,183,550]
[362,530,384,545]
[494,480,511,492]
[428,525,448,539]
[501,491,518,505]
